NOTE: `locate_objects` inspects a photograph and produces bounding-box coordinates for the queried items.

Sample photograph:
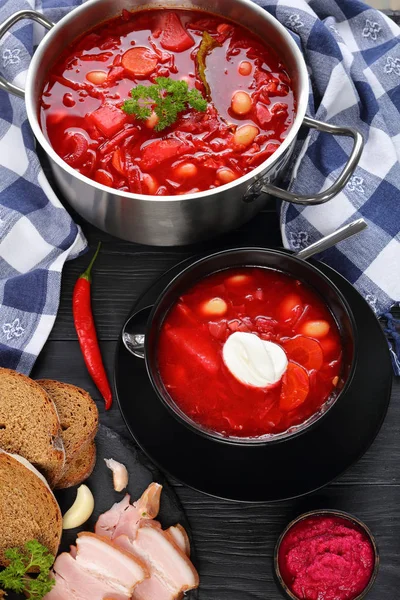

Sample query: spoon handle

[296,218,368,261]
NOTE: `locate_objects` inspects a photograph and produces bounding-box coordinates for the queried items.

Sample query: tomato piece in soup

[161,13,194,52]
[88,104,128,137]
[165,327,220,374]
[141,138,193,171]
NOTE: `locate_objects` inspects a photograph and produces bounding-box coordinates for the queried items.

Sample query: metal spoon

[122,305,152,359]
[296,218,367,260]
[122,218,367,358]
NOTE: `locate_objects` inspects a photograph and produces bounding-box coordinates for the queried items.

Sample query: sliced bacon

[75,532,148,593]
[49,484,199,600]
[46,553,131,600]
[131,573,179,600]
[113,503,146,540]
[165,525,190,557]
[114,532,178,600]
[95,484,163,542]
[115,522,198,595]
[95,494,131,539]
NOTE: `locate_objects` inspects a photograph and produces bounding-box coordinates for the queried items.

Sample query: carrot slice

[122,47,158,78]
[283,336,323,371]
[280,362,309,412]
[94,169,114,187]
[111,148,125,175]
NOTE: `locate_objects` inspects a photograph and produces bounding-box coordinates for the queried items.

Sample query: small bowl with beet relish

[274,510,379,600]
[144,247,357,445]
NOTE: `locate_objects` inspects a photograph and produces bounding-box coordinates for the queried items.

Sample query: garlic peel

[62,484,94,530]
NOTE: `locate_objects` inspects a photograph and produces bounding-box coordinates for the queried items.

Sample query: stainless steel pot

[0,0,363,246]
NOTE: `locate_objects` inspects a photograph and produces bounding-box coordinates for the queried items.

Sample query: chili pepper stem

[81,242,101,282]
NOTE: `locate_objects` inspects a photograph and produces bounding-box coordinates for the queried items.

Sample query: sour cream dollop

[223,331,288,387]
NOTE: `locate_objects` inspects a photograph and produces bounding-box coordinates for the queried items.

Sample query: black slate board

[57,424,199,598]
[57,424,194,546]
[6,425,198,600]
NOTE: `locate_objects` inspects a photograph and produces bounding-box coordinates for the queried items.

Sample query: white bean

[145,111,159,129]
[143,174,158,194]
[175,163,198,178]
[217,168,237,184]
[238,61,252,76]
[201,298,228,316]
[233,124,259,147]
[231,91,252,115]
[86,70,107,85]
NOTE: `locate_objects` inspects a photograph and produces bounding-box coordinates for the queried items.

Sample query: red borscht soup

[40,9,295,195]
[157,268,342,438]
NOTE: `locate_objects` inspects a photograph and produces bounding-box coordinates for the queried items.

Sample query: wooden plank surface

[31,178,400,598]
[32,11,400,593]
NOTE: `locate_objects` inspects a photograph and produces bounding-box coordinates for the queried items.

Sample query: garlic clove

[104,458,129,492]
[62,484,94,530]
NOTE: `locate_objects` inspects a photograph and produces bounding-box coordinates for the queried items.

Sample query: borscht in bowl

[145,248,356,444]
[39,9,295,195]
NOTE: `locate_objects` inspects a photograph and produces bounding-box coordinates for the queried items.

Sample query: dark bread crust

[37,380,98,485]
[55,440,96,489]
[0,368,65,486]
[0,452,62,567]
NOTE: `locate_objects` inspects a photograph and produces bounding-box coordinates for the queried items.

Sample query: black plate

[114,255,393,502]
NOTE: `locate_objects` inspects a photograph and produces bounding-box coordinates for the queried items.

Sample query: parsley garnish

[0,540,55,600]
[122,77,207,131]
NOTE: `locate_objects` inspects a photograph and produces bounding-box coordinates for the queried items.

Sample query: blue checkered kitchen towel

[0,0,399,374]
[0,0,87,375]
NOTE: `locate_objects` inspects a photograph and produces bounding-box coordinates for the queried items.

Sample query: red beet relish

[39,9,295,195]
[277,514,376,600]
[157,267,342,438]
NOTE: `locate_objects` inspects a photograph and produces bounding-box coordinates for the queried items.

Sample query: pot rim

[25,0,309,202]
[144,247,358,447]
[273,509,380,600]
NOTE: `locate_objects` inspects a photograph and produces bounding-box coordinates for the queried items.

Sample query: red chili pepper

[73,242,112,409]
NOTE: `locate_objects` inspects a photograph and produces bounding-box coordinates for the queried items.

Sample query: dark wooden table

[31,164,400,598]
[32,12,400,596]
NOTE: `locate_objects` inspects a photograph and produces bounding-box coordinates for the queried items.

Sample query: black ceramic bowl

[274,509,379,600]
[144,247,357,446]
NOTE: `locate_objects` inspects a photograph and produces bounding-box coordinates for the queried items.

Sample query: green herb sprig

[122,77,207,131]
[0,540,55,600]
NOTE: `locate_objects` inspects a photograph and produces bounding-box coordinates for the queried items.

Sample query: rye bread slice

[37,380,98,472]
[55,440,96,489]
[0,451,62,567]
[0,368,65,486]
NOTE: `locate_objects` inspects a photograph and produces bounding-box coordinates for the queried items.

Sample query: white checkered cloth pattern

[0,0,399,373]
[257,0,400,373]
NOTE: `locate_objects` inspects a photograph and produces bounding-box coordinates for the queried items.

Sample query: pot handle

[0,10,54,99]
[244,115,363,205]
